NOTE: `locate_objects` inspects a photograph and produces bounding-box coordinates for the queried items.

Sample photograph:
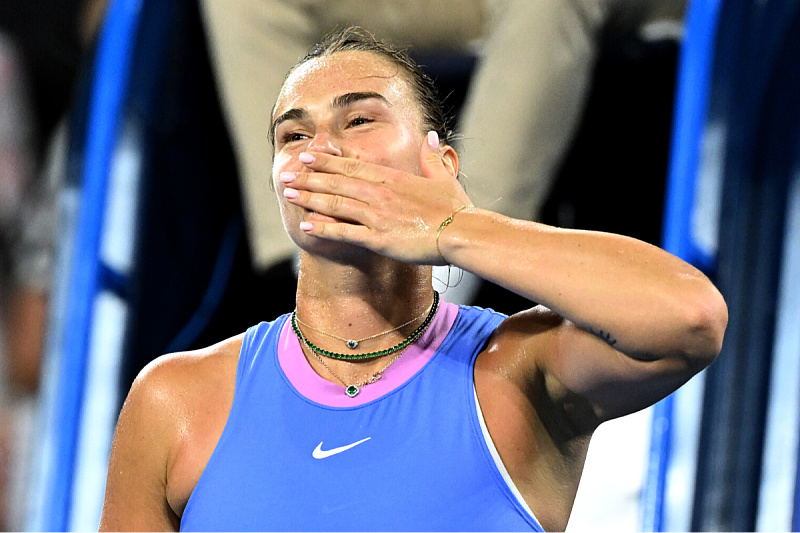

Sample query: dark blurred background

[1,1,799,532]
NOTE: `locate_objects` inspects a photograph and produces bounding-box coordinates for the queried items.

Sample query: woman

[99,28,727,531]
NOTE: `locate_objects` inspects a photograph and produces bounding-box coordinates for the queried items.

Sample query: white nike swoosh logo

[312,437,371,459]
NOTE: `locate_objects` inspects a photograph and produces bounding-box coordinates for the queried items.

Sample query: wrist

[436,205,472,264]
[435,205,488,265]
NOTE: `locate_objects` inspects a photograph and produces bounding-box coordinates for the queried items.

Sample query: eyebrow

[270,91,391,143]
[270,108,311,142]
[332,91,391,110]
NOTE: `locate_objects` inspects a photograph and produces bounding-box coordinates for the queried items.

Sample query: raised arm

[278,132,728,425]
[441,208,727,422]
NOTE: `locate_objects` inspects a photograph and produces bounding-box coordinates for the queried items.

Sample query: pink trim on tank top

[278,300,460,407]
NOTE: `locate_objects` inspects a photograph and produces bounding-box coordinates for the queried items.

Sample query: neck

[294,251,434,341]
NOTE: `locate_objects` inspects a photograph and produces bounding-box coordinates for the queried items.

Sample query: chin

[284,222,361,261]
[298,238,373,264]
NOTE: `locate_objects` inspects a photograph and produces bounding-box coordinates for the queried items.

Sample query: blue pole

[43,0,143,529]
[641,0,722,530]
[660,0,722,269]
[794,440,800,532]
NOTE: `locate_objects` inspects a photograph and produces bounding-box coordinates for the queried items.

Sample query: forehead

[273,51,417,119]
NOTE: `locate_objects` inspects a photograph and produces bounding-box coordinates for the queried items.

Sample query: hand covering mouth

[305,209,353,224]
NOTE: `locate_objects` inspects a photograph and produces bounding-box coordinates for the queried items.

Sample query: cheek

[353,128,422,171]
[272,153,298,187]
[272,152,292,175]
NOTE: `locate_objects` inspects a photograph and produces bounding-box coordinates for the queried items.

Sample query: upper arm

[542,315,703,425]
[495,306,716,435]
[99,359,182,531]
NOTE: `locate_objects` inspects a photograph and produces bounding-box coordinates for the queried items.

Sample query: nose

[305,131,343,157]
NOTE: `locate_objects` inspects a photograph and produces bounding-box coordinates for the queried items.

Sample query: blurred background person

[0,29,38,533]
[0,0,107,529]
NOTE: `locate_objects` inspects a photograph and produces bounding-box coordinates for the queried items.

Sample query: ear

[440,143,459,179]
[420,130,460,180]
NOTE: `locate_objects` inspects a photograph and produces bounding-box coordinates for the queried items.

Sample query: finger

[419,130,458,180]
[297,152,390,183]
[280,170,376,200]
[283,187,370,224]
[299,219,372,246]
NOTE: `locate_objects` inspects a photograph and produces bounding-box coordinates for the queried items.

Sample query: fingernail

[283,188,299,199]
[427,130,439,150]
[299,222,313,231]
[299,152,315,164]
[279,172,296,183]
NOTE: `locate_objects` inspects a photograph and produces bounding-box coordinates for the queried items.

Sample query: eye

[280,131,308,144]
[347,116,373,128]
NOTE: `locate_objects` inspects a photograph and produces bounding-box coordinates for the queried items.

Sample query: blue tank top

[180,306,543,531]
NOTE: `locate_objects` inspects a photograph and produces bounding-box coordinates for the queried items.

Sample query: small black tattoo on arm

[588,327,618,347]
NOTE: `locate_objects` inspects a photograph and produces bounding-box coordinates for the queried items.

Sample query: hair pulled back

[269,26,454,147]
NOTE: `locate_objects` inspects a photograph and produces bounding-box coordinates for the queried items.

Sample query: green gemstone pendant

[345,385,360,397]
[291,291,440,362]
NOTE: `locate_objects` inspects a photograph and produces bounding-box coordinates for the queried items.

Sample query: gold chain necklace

[294,299,434,350]
[291,291,439,361]
[309,344,410,397]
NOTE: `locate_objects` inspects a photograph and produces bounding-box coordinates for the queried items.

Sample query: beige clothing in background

[200,0,488,269]
[200,0,684,272]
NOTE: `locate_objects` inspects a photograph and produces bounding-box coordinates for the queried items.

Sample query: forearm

[439,208,727,361]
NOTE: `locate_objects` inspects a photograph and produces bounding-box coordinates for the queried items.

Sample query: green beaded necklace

[291,291,440,361]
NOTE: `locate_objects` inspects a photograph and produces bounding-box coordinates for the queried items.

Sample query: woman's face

[270,51,427,250]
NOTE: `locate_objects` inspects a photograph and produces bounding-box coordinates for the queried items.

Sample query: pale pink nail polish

[299,222,313,231]
[427,130,439,150]
[283,188,299,199]
[279,172,296,183]
[299,152,315,164]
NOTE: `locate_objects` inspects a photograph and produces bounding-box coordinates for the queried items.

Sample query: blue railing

[43,0,144,529]
[640,0,723,530]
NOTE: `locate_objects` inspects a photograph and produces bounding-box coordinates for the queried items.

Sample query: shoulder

[128,333,245,474]
[113,332,245,465]
[476,305,596,435]
[475,305,566,410]
[120,334,245,438]
[474,307,590,530]
[496,305,565,335]
[482,305,565,362]
[100,334,245,529]
[479,305,600,410]
[101,334,244,530]
[134,334,244,402]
